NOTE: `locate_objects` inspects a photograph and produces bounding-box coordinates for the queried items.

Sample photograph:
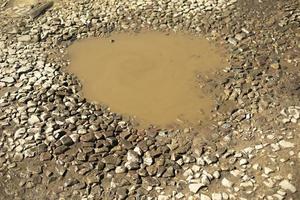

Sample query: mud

[68,32,228,127]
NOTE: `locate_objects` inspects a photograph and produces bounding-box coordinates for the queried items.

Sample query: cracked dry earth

[0,0,299,200]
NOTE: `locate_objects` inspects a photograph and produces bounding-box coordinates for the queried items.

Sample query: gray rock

[116,187,128,200]
[127,150,141,163]
[227,37,237,46]
[60,135,74,146]
[54,145,68,155]
[80,132,96,142]
[162,166,175,178]
[86,174,100,185]
[64,178,79,187]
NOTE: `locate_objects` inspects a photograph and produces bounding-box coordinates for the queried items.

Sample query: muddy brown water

[67,32,228,127]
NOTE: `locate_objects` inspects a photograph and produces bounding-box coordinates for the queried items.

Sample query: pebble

[0,0,298,199]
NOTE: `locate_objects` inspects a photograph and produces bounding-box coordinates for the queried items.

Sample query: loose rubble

[0,0,299,199]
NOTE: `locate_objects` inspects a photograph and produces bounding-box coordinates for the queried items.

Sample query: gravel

[0,0,299,199]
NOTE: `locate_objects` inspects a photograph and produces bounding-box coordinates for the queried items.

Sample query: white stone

[271,143,281,151]
[279,180,297,193]
[143,156,153,166]
[28,115,40,125]
[213,171,220,179]
[191,165,201,172]
[1,77,15,83]
[231,169,242,177]
[255,144,264,150]
[239,158,248,165]
[264,167,274,175]
[133,146,142,155]
[240,181,253,187]
[0,41,5,48]
[175,192,184,199]
[18,66,33,74]
[14,128,26,139]
[18,35,31,42]
[273,194,284,200]
[69,133,79,142]
[115,166,126,174]
[211,193,222,200]
[222,193,229,200]
[158,195,168,200]
[278,140,295,148]
[221,178,233,188]
[200,194,211,200]
[189,183,205,193]
[183,169,193,177]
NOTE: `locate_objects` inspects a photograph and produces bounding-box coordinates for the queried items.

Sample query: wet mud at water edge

[67,32,228,128]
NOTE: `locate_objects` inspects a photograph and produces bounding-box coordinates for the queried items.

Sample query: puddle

[67,32,228,127]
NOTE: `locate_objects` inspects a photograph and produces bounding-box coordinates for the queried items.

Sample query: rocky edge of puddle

[0,0,299,199]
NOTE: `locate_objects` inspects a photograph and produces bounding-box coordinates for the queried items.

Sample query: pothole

[67,32,228,127]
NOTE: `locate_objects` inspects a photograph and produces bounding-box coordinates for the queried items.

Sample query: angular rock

[189,183,205,193]
[221,178,233,188]
[28,115,40,125]
[211,193,222,200]
[278,140,295,148]
[18,35,31,42]
[80,132,96,142]
[60,135,74,146]
[200,194,211,200]
[1,77,15,83]
[279,180,297,193]
[54,145,69,155]
[162,166,175,178]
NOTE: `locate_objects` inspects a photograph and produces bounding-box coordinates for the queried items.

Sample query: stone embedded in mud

[80,132,96,142]
[28,115,40,125]
[279,180,297,193]
[18,35,31,42]
[200,194,211,200]
[54,145,69,155]
[189,183,205,193]
[17,66,33,74]
[211,193,222,200]
[127,150,142,163]
[222,178,233,188]
[278,140,295,148]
